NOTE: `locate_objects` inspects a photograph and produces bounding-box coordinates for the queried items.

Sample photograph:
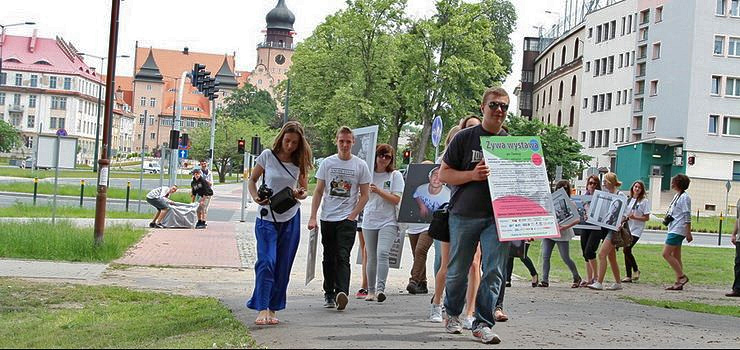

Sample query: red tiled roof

[236,70,251,88]
[0,33,101,82]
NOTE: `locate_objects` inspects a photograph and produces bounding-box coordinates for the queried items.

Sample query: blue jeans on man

[444,214,509,328]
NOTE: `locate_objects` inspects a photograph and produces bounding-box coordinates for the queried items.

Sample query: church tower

[249,0,295,93]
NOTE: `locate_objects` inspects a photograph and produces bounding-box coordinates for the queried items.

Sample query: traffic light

[191,64,208,88]
[181,133,189,148]
[169,130,180,150]
[237,139,245,154]
[403,149,411,164]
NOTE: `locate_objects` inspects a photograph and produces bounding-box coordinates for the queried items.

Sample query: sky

[3,0,565,109]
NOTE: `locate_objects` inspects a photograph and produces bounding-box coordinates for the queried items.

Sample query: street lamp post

[78,53,129,173]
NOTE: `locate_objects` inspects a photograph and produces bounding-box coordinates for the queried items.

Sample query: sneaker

[149,222,157,228]
[462,316,475,330]
[472,324,502,344]
[356,289,368,299]
[323,295,336,308]
[364,294,376,302]
[335,292,348,311]
[587,282,604,290]
[377,292,386,303]
[429,303,444,323]
[155,223,165,229]
[406,281,418,295]
[445,315,463,334]
[416,281,429,294]
[607,283,623,291]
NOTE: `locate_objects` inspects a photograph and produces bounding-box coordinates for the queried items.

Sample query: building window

[608,56,614,74]
[150,133,156,140]
[596,25,602,43]
[617,91,622,105]
[15,73,22,86]
[652,43,661,59]
[29,95,37,108]
[715,36,726,55]
[140,97,146,106]
[581,131,586,142]
[647,117,656,133]
[597,130,603,147]
[149,117,155,126]
[63,77,72,90]
[561,46,567,66]
[594,59,600,76]
[574,39,579,59]
[604,130,610,147]
[0,72,6,85]
[639,28,648,42]
[27,115,35,129]
[601,57,607,75]
[729,37,740,56]
[50,117,57,129]
[591,96,597,112]
[640,9,650,24]
[150,98,156,107]
[614,128,619,143]
[723,116,740,136]
[598,94,605,112]
[590,131,596,148]
[585,61,591,72]
[30,75,38,87]
[13,94,20,105]
[718,0,727,15]
[146,84,152,91]
[0,93,4,104]
[650,80,659,96]
[726,77,740,96]
[588,28,593,38]
[656,6,663,22]
[606,93,612,111]
[610,20,616,39]
[569,106,575,127]
[583,98,588,109]
[712,76,722,95]
[559,81,564,101]
[557,110,562,126]
[732,0,740,16]
[51,96,67,110]
[709,115,719,134]
[549,86,553,104]
[571,76,577,96]
[733,161,740,181]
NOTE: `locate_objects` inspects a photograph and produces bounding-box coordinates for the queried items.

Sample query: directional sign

[178,149,189,159]
[726,180,732,193]
[431,116,443,148]
[56,128,67,137]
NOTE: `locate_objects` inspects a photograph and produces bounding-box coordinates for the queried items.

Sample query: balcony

[8,104,24,113]
[257,41,296,50]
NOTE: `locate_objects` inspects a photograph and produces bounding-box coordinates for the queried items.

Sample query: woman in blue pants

[247,122,312,325]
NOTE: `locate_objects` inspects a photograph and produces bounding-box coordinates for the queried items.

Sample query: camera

[258,184,273,202]
[662,215,675,226]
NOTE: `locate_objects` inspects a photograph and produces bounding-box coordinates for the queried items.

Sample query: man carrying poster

[438,87,510,344]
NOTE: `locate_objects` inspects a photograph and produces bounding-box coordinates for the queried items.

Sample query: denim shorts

[146,197,169,210]
[665,233,686,246]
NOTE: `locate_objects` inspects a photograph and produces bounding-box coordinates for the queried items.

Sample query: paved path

[0,259,107,280]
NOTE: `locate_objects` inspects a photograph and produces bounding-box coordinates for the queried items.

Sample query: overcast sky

[4,0,564,108]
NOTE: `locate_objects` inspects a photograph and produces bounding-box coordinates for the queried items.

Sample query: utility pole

[284,78,290,124]
[93,0,121,245]
[137,109,148,213]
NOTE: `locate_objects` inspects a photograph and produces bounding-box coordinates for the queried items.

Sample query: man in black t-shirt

[439,87,510,345]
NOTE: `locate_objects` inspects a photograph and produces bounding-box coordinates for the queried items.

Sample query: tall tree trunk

[415,114,433,162]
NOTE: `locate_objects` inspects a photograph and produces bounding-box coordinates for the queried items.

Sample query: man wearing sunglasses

[438,87,509,344]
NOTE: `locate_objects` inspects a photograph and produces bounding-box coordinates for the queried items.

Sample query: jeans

[733,243,740,292]
[409,231,433,284]
[444,214,508,328]
[362,225,398,294]
[247,210,301,311]
[541,239,580,283]
[433,239,442,276]
[496,255,510,309]
[624,235,641,277]
[321,219,357,298]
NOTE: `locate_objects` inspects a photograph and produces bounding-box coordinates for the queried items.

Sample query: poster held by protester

[586,190,629,231]
[552,188,580,228]
[572,195,600,230]
[398,164,451,223]
[351,125,379,174]
[306,228,318,286]
[482,136,560,241]
[388,228,405,269]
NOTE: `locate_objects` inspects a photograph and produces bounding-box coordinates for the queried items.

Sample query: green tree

[222,84,279,127]
[189,114,278,183]
[0,119,20,152]
[506,116,592,182]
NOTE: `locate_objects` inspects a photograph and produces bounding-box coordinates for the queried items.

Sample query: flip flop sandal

[665,283,683,291]
[255,317,269,326]
[267,317,279,325]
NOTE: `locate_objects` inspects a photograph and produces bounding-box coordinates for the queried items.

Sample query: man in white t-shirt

[308,126,371,311]
[413,166,451,219]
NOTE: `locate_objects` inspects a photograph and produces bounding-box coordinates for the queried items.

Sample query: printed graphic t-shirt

[316,154,372,222]
[413,183,451,217]
[361,170,405,230]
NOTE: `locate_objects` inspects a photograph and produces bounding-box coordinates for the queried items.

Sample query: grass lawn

[622,297,740,318]
[0,181,191,203]
[0,221,146,263]
[0,278,255,349]
[647,215,736,234]
[514,239,735,287]
[0,167,163,179]
[0,203,151,219]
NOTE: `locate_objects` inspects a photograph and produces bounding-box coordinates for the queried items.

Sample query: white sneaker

[462,316,475,330]
[587,282,604,290]
[472,324,502,344]
[607,283,623,291]
[429,303,444,323]
[364,294,376,301]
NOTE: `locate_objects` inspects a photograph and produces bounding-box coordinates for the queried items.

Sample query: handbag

[428,203,450,242]
[612,198,639,248]
[509,240,526,258]
[268,150,299,215]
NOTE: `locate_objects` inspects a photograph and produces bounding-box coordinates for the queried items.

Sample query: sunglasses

[588,181,598,185]
[488,101,509,112]
[377,154,392,160]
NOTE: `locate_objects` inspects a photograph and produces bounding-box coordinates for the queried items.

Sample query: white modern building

[578,0,638,186]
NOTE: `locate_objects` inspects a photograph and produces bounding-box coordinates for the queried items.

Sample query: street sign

[726,180,732,192]
[56,128,67,137]
[179,149,189,159]
[555,165,563,181]
[431,116,443,148]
